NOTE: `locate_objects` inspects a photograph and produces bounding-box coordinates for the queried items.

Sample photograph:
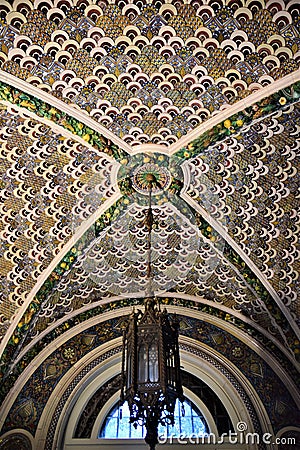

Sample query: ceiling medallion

[117,152,183,203]
[132,162,171,195]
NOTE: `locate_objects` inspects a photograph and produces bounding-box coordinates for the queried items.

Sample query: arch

[187,114,202,127]
[27,75,43,86]
[267,34,286,49]
[273,10,292,28]
[257,43,274,57]
[262,55,280,69]
[159,45,176,59]
[87,27,105,42]
[216,77,231,89]
[96,114,112,125]
[0,1,13,14]
[265,0,285,13]
[149,72,165,84]
[54,0,73,9]
[203,38,220,51]
[185,36,203,51]
[232,79,248,91]
[93,65,109,78]
[44,42,61,57]
[150,35,167,50]
[19,56,36,70]
[33,0,52,9]
[169,36,185,49]
[62,86,78,101]
[286,0,300,21]
[35,83,52,93]
[233,7,253,21]
[197,5,215,22]
[26,45,44,60]
[238,41,256,55]
[122,3,140,19]
[159,4,177,19]
[124,44,141,59]
[52,29,69,46]
[0,429,34,450]
[8,47,26,62]
[158,25,177,40]
[85,75,102,89]
[80,38,97,52]
[14,35,32,52]
[134,72,150,84]
[1,304,291,450]
[69,77,85,89]
[275,46,293,60]
[100,73,118,86]
[221,39,238,53]
[60,69,77,83]
[231,30,248,46]
[61,40,80,54]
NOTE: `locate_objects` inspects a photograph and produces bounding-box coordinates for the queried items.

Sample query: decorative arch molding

[0,4,299,449]
[10,293,297,375]
[0,430,34,450]
[2,304,299,417]
[1,0,300,150]
[1,125,299,364]
[275,427,300,450]
[41,339,268,450]
[0,308,299,450]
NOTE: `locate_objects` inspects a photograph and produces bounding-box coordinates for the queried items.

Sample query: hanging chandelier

[120,174,184,450]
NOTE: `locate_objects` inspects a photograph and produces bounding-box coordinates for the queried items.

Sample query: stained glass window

[99,398,209,439]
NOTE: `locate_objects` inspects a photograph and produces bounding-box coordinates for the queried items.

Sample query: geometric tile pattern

[0,1,299,446]
[184,103,300,319]
[0,0,299,145]
[22,202,271,338]
[0,106,118,329]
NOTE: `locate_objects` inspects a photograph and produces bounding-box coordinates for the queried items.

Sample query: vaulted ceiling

[0,0,299,449]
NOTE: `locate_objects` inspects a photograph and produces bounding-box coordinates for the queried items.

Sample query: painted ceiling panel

[0,106,119,332]
[184,103,300,316]
[21,201,269,334]
[0,0,299,145]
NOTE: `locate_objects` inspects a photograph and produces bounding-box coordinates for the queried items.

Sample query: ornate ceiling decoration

[0,2,299,447]
[0,0,299,145]
[0,105,118,326]
[184,103,300,315]
[1,96,299,381]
